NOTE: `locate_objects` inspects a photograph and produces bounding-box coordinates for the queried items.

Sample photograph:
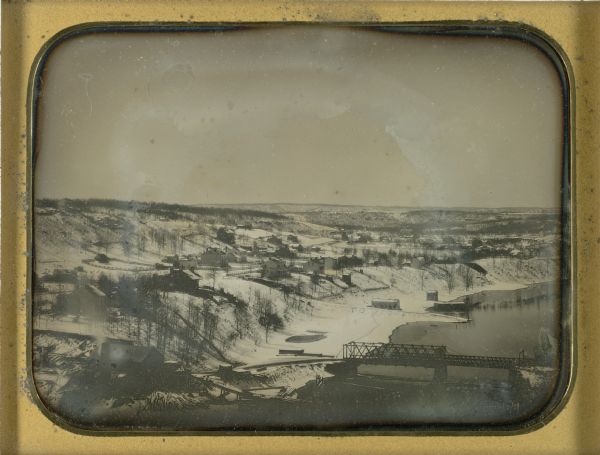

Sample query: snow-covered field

[33,202,560,378]
[210,270,468,366]
[34,257,557,372]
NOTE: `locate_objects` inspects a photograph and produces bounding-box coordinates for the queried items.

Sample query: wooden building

[262,258,289,280]
[200,248,234,268]
[169,268,202,291]
[371,298,401,310]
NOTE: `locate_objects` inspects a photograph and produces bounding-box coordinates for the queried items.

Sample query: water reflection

[392,281,559,363]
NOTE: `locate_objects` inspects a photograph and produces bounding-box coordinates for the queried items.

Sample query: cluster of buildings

[160,228,354,290]
[162,248,238,270]
[261,256,353,284]
[40,225,497,325]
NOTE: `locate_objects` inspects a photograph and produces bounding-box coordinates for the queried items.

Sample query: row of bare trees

[435,264,476,293]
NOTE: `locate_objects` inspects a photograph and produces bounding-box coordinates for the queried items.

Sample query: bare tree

[152,228,167,252]
[253,294,282,342]
[136,231,147,256]
[233,302,250,337]
[362,248,373,265]
[438,264,457,293]
[208,267,217,290]
[310,273,319,298]
[96,228,111,254]
[282,285,291,304]
[121,238,133,257]
[460,265,475,291]
[167,232,179,254]
[202,301,218,340]
[419,269,427,290]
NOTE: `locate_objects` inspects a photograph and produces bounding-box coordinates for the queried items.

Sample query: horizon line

[35,196,561,211]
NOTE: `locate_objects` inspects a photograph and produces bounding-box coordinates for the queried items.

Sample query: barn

[169,268,202,292]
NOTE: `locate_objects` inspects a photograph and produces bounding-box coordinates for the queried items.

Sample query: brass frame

[27,20,576,436]
[2,1,598,453]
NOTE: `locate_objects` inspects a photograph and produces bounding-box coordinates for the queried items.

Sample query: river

[390,281,560,361]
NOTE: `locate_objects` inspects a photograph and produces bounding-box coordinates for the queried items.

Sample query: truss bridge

[342,342,537,381]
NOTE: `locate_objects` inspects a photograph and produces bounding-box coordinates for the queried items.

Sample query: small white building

[426,290,439,301]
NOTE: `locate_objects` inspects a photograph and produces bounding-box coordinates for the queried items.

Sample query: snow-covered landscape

[26,23,571,430]
[32,199,562,428]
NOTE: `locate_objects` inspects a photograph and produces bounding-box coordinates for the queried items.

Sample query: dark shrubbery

[95,253,110,264]
[216,227,236,245]
[335,255,364,270]
[39,269,79,284]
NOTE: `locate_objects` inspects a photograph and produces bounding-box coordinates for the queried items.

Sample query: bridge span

[342,341,538,381]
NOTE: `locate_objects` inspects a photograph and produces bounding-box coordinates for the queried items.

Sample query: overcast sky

[35,27,563,207]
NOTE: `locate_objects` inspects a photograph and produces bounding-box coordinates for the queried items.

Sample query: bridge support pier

[433,364,448,382]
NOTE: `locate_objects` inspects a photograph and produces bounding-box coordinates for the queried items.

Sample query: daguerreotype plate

[30,23,572,431]
[2,1,599,454]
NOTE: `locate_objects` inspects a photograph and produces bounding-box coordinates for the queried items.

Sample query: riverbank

[225,298,467,367]
[222,274,558,369]
[391,281,559,358]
